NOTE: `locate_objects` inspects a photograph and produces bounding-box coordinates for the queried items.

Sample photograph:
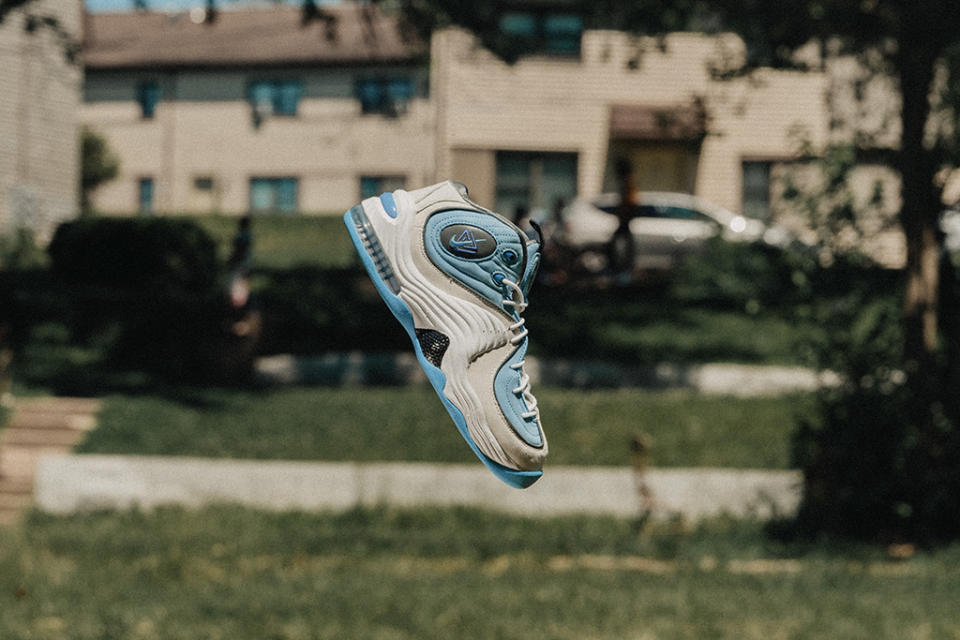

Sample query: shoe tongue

[520,239,541,299]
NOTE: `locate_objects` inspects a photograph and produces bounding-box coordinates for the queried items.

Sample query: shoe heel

[347,204,401,294]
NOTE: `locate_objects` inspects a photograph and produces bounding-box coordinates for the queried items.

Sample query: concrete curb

[255,353,836,397]
[35,455,801,521]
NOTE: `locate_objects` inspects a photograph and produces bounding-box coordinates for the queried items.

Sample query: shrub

[670,238,813,312]
[36,218,233,384]
[0,228,47,271]
[48,217,218,293]
[792,280,960,543]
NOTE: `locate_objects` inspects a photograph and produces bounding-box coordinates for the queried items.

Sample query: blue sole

[343,204,542,489]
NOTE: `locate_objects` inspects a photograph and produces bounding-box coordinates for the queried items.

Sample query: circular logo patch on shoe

[440,224,497,259]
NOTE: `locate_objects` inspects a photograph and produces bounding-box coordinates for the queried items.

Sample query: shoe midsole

[347,204,401,294]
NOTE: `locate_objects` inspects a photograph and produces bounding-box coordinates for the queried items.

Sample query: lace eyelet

[502,249,518,265]
[492,272,506,285]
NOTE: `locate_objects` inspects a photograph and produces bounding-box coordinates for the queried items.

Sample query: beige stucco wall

[83,27,830,218]
[82,67,435,215]
[432,28,830,214]
[0,0,82,241]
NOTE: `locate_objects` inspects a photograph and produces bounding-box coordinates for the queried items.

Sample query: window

[193,176,214,191]
[138,177,154,215]
[249,177,298,214]
[495,152,578,219]
[360,175,406,200]
[498,11,582,57]
[137,81,161,119]
[356,77,414,116]
[543,14,583,55]
[742,161,772,221]
[248,80,303,117]
[636,205,712,222]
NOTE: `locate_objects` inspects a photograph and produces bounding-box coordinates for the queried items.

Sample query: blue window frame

[137,81,161,118]
[356,77,414,115]
[247,80,303,116]
[250,177,298,214]
[138,177,154,215]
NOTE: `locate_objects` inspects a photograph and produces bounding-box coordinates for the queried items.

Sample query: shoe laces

[501,278,539,421]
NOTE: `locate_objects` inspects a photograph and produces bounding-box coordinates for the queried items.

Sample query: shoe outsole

[344,202,542,489]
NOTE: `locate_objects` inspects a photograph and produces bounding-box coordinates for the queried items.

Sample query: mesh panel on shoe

[415,328,450,368]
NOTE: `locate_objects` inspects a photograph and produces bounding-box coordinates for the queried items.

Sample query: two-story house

[81,4,433,215]
[81,3,831,233]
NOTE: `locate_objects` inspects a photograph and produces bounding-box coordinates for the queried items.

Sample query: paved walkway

[0,397,101,525]
[256,353,837,396]
[35,456,801,522]
[256,352,838,397]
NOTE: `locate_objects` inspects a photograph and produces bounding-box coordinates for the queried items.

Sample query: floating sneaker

[344,181,547,488]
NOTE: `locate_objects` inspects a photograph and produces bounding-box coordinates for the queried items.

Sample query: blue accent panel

[344,209,541,489]
[379,192,399,218]
[424,210,527,311]
[494,341,543,447]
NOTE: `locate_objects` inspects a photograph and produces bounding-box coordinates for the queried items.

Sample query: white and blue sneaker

[344,181,547,488]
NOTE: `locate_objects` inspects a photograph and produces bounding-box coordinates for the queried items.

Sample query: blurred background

[2,0,960,638]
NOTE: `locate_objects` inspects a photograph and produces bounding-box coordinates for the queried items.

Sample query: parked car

[555,191,794,272]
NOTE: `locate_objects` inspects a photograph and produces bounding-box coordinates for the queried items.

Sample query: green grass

[76,387,813,469]
[189,214,356,269]
[2,505,959,639]
[528,283,822,366]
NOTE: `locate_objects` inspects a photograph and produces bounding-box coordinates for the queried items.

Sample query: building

[0,0,83,241]
[81,5,433,215]
[81,4,829,226]
[433,24,831,224]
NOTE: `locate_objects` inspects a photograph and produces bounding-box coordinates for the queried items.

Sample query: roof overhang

[609,103,707,142]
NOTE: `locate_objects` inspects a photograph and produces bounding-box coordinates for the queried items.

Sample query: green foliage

[781,143,892,260]
[671,239,814,312]
[0,228,46,271]
[794,375,960,543]
[80,127,119,215]
[792,279,960,543]
[21,218,237,385]
[528,279,817,365]
[48,217,218,293]
[188,214,355,269]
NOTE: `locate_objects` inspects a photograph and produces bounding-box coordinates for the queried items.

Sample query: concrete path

[4,392,806,524]
[35,455,801,522]
[256,353,837,397]
[0,397,101,524]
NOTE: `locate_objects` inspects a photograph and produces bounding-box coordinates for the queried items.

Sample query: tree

[80,128,119,216]
[395,0,960,541]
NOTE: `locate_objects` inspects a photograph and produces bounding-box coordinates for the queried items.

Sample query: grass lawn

[189,214,355,270]
[76,387,813,469]
[527,283,822,366]
[1,505,958,639]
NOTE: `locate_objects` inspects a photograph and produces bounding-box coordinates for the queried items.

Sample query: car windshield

[595,202,713,223]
